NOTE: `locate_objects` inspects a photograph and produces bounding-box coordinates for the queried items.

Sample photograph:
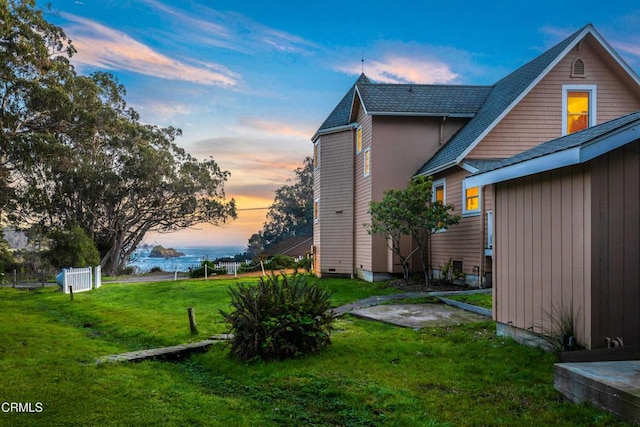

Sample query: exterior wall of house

[313,129,355,277]
[590,141,640,348]
[428,167,494,285]
[355,113,468,280]
[469,36,640,159]
[493,165,593,348]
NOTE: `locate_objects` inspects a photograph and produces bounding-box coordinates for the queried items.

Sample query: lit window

[432,179,445,203]
[562,85,596,136]
[464,185,480,215]
[314,199,319,222]
[356,127,362,153]
[364,148,371,177]
[313,142,319,169]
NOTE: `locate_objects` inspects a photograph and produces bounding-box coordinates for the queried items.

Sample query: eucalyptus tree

[366,176,460,285]
[0,0,76,220]
[20,72,237,274]
[257,157,313,249]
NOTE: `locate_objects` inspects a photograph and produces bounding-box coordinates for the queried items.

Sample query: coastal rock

[149,245,185,258]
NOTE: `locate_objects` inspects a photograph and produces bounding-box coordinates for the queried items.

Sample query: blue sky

[46,0,640,248]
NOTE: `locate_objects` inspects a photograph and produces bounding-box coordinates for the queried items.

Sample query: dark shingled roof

[471,110,640,175]
[316,74,370,132]
[415,25,589,176]
[356,84,492,115]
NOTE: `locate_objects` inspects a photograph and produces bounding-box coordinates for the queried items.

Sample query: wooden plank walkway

[96,334,232,364]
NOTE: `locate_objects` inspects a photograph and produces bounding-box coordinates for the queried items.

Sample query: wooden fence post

[69,285,74,301]
[187,307,198,335]
[13,269,17,288]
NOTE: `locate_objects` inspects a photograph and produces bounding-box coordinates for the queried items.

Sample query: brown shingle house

[312,24,640,288]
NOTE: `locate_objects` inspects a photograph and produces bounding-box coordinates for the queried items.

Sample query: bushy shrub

[189,260,226,278]
[266,254,296,270]
[294,256,312,273]
[46,226,100,268]
[221,274,334,362]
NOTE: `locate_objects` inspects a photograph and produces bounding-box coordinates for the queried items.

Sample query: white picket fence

[62,266,102,294]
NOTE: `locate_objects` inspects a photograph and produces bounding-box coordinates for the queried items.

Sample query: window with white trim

[356,127,363,153]
[562,85,596,135]
[463,183,481,216]
[363,148,371,177]
[432,178,446,203]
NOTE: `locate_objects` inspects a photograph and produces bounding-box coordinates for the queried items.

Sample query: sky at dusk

[45,0,640,249]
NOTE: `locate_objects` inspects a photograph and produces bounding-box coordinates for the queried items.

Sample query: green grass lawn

[0,276,626,426]
[445,292,493,310]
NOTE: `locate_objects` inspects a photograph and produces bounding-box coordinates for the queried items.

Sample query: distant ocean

[126,245,245,273]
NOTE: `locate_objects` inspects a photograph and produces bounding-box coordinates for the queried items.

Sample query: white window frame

[313,198,319,223]
[462,182,481,216]
[485,210,494,256]
[363,148,371,177]
[356,126,363,153]
[562,84,597,136]
[313,141,320,169]
[432,178,446,203]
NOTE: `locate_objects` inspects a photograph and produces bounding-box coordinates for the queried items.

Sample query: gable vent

[571,58,586,77]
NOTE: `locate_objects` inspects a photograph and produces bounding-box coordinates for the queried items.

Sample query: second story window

[363,148,371,177]
[562,85,596,135]
[463,184,480,216]
[356,127,363,153]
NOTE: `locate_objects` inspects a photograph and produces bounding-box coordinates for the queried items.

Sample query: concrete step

[554,361,640,424]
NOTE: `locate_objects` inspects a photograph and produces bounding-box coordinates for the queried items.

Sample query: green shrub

[189,260,227,278]
[46,226,100,268]
[220,274,334,362]
[266,254,295,270]
[294,256,312,273]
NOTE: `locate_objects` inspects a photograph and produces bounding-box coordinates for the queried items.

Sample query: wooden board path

[96,334,233,364]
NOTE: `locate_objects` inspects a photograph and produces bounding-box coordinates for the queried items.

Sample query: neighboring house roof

[465,110,640,188]
[415,23,640,177]
[353,83,492,117]
[261,236,314,258]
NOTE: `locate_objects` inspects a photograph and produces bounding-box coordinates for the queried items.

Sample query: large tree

[255,157,313,250]
[1,1,236,274]
[0,0,76,220]
[365,176,460,284]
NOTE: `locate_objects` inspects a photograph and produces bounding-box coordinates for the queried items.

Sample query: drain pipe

[479,185,486,288]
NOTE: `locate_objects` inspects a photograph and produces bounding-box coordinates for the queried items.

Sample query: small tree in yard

[220,274,334,362]
[365,176,460,285]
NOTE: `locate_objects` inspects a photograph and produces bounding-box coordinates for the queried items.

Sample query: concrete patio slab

[349,303,489,328]
[555,361,640,424]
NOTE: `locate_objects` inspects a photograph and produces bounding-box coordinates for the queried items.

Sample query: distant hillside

[3,229,27,250]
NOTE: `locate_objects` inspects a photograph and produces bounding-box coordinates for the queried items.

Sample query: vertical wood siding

[590,141,640,348]
[469,37,640,159]
[494,166,592,347]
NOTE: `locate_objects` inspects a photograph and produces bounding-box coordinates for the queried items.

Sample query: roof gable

[415,24,640,177]
[465,110,640,187]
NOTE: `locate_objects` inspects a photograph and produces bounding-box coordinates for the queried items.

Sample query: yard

[0,276,626,426]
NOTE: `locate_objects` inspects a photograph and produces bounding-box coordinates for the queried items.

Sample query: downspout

[479,185,486,288]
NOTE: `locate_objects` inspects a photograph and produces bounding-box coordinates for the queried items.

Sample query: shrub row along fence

[62,266,102,294]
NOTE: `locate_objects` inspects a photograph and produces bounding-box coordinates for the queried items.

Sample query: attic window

[571,58,586,78]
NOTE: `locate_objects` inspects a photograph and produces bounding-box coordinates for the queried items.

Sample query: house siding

[590,140,640,348]
[494,165,592,348]
[313,129,355,277]
[430,167,489,284]
[469,36,640,159]
[354,102,374,276]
